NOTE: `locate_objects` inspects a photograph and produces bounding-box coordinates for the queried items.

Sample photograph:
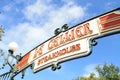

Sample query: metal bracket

[90,38,98,46]
[54,24,69,36]
[51,63,61,71]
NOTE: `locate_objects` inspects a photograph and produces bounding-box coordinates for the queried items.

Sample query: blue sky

[0,0,120,80]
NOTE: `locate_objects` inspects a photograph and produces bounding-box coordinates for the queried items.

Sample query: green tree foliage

[75,73,99,80]
[0,26,4,40]
[95,63,120,80]
[76,63,120,80]
[79,73,98,80]
[0,12,4,41]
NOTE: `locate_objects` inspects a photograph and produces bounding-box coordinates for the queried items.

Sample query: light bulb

[8,42,18,52]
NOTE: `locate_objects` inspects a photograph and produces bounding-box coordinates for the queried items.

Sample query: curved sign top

[16,8,120,73]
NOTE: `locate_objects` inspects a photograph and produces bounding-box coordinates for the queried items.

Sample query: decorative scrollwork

[0,49,25,80]
[54,24,69,36]
[0,72,12,80]
[90,38,98,46]
[51,64,56,71]
[56,64,61,70]
[30,63,35,69]
[51,63,61,71]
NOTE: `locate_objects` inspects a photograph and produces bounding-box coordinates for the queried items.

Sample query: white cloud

[104,2,116,10]
[1,22,50,55]
[23,0,52,22]
[49,2,84,24]
[42,1,85,34]
[1,0,87,56]
[3,5,12,12]
[23,0,85,25]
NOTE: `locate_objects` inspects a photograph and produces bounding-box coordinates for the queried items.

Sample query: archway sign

[15,8,120,77]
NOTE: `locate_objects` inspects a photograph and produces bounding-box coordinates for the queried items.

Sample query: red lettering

[65,29,75,41]
[76,44,81,50]
[48,23,92,50]
[83,23,93,35]
[53,37,59,47]
[33,45,43,59]
[76,26,83,37]
[65,31,70,41]
[48,39,54,49]
[59,34,66,44]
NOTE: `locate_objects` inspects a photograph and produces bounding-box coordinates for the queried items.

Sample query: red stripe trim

[16,53,30,69]
[100,13,120,22]
[101,19,120,29]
